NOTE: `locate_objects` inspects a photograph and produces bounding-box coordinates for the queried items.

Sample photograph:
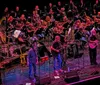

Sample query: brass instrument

[0,31,6,44]
[19,46,27,66]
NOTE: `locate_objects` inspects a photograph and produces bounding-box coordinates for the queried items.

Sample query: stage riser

[71,77,100,85]
[35,77,51,85]
[2,57,20,69]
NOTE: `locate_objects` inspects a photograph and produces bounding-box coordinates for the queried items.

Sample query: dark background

[0,0,67,10]
[0,0,66,18]
[0,0,95,18]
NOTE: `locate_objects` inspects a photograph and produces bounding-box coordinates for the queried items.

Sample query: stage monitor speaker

[64,70,80,83]
[71,76,100,85]
[35,76,51,85]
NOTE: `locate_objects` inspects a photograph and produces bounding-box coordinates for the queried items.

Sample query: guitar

[51,41,64,56]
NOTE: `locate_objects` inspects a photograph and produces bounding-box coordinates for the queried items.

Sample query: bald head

[55,35,60,42]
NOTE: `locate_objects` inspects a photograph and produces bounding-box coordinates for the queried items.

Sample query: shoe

[29,76,32,80]
[94,62,98,65]
[91,62,98,65]
[32,78,36,83]
[34,75,39,78]
[55,70,59,75]
[59,69,63,73]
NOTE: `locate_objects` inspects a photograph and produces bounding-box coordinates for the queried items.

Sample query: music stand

[36,55,51,85]
[13,30,21,38]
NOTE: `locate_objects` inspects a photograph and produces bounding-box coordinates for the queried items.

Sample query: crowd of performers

[0,0,100,81]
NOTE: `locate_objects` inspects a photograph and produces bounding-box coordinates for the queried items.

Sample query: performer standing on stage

[27,38,38,80]
[89,33,98,65]
[51,35,63,75]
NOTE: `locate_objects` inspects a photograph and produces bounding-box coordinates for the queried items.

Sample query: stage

[0,0,100,84]
[0,45,100,85]
[0,36,100,85]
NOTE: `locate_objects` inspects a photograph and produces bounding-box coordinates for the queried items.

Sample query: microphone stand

[5,16,11,58]
[0,68,2,84]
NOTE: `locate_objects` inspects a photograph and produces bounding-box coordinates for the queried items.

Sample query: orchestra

[0,0,100,83]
